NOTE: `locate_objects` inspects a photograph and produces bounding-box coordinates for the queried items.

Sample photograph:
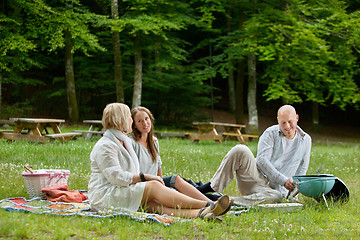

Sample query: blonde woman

[88,103,232,220]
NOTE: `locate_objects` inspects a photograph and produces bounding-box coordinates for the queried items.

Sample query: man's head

[277,105,299,139]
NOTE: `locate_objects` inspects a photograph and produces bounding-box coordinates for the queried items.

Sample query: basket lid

[22,169,70,177]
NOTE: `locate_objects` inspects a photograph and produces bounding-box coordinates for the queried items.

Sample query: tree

[200,0,269,129]
[111,0,125,103]
[132,35,142,108]
[247,52,258,133]
[64,27,79,122]
[25,0,105,121]
[2,0,359,127]
[240,0,360,118]
[111,0,200,108]
[0,2,40,115]
[226,8,236,112]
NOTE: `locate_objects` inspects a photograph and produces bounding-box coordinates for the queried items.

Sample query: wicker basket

[22,169,70,199]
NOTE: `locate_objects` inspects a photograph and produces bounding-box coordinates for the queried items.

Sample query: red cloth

[41,184,87,203]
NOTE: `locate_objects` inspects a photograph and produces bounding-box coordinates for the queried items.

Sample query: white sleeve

[295,134,312,176]
[256,130,288,186]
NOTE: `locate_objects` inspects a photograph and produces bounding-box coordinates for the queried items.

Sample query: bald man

[197,105,312,206]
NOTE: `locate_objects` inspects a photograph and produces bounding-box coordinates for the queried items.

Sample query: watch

[139,172,146,182]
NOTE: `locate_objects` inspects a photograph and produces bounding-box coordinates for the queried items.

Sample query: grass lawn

[0,132,359,239]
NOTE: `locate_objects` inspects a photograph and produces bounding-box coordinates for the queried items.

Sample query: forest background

[1,0,360,135]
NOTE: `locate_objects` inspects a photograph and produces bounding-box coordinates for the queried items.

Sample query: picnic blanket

[0,197,186,226]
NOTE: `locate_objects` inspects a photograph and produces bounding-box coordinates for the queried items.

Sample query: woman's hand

[145,174,165,185]
[132,173,165,185]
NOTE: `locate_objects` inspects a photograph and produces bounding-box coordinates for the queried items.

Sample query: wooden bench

[44,132,83,142]
[189,121,259,144]
[187,132,223,144]
[154,132,186,139]
[0,119,15,129]
[0,118,78,143]
[81,120,104,140]
[0,129,41,140]
[73,130,104,137]
[1,132,50,143]
[0,129,13,133]
[222,132,259,142]
[0,130,19,139]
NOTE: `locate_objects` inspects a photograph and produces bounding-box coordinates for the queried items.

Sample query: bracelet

[139,172,146,182]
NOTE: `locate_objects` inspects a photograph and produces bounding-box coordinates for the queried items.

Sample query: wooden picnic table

[0,119,15,128]
[0,118,82,143]
[189,121,258,144]
[74,120,104,140]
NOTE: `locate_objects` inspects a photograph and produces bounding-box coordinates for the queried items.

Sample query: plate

[256,203,303,213]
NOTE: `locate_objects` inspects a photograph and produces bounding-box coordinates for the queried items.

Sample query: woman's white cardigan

[88,135,146,212]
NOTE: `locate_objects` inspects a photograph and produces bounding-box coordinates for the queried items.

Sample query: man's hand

[284,178,295,192]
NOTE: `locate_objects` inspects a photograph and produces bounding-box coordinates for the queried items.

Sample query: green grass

[0,133,359,239]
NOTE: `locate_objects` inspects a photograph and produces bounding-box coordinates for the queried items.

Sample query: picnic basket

[22,169,70,199]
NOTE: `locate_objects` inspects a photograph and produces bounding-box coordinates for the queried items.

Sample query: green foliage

[108,0,214,123]
[1,0,106,74]
[191,0,226,28]
[0,102,34,118]
[26,0,106,55]
[1,0,360,123]
[238,0,360,109]
[142,69,211,127]
[0,13,39,73]
[111,0,197,38]
[209,0,359,113]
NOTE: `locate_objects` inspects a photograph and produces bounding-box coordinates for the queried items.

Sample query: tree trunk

[226,8,235,112]
[235,11,245,124]
[0,71,2,115]
[235,60,245,124]
[65,32,79,122]
[132,36,142,108]
[111,0,124,103]
[247,53,259,134]
[312,101,319,126]
[228,59,236,112]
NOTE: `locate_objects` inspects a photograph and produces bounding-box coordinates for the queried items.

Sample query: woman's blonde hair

[131,106,158,163]
[102,103,131,132]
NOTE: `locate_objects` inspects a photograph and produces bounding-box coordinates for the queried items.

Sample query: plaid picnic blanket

[0,197,185,226]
